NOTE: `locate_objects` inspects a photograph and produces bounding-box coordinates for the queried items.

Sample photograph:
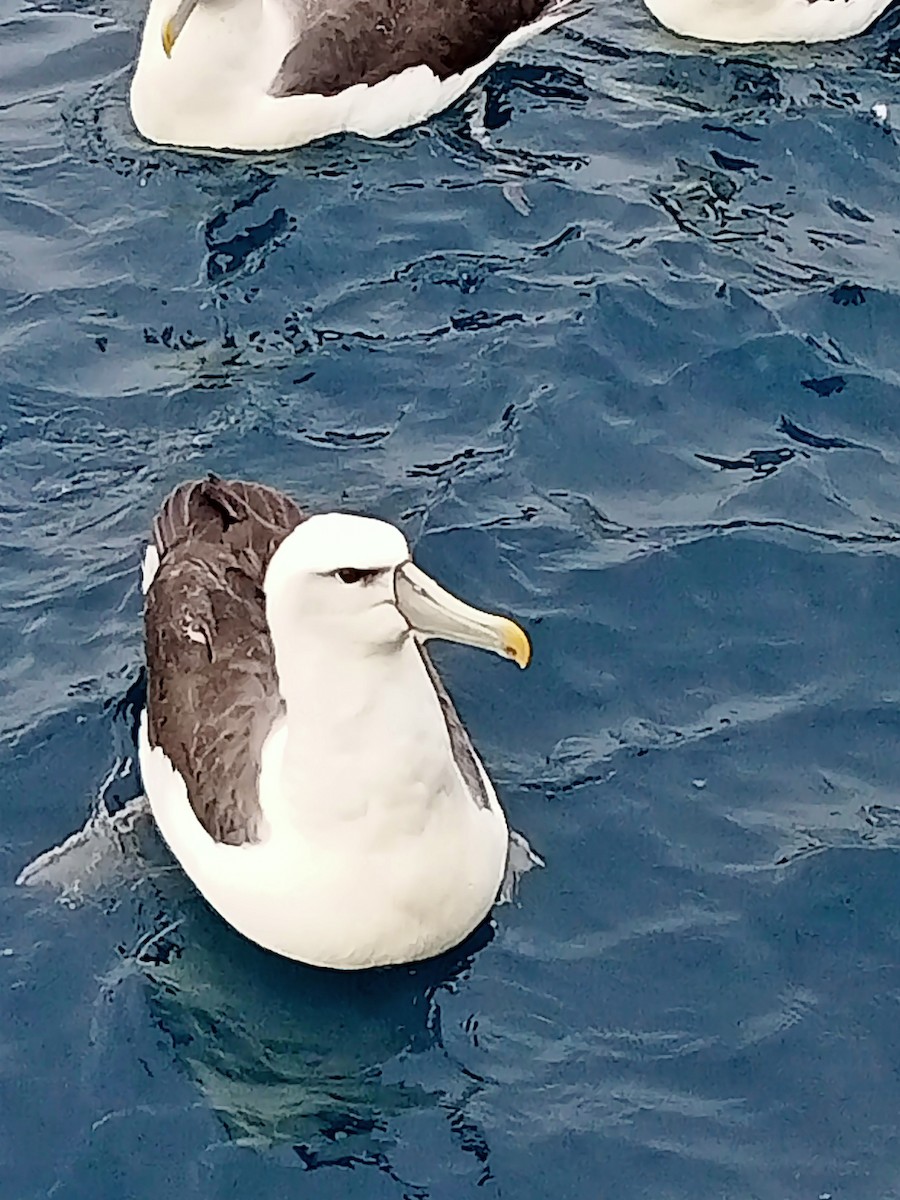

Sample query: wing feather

[271,0,573,98]
[144,477,304,845]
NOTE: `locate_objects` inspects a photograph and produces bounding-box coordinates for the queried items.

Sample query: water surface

[3,1,900,1196]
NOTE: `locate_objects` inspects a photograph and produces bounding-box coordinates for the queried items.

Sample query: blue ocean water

[4,0,900,1195]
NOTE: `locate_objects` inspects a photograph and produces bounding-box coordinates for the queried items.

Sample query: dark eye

[336,567,377,585]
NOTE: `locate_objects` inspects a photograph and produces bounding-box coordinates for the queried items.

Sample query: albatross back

[271,0,572,98]
[143,476,303,846]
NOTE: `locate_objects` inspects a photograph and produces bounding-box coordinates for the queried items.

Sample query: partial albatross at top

[138,475,531,969]
[641,0,894,43]
[129,0,579,151]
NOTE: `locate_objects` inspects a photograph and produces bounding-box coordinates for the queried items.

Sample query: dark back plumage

[271,0,574,98]
[144,476,303,845]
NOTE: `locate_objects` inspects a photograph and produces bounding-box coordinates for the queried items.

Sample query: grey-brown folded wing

[419,649,491,810]
[152,475,303,574]
[271,0,564,98]
[144,476,304,846]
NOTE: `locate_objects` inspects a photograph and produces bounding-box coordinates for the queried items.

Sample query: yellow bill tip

[501,619,531,669]
[161,20,176,56]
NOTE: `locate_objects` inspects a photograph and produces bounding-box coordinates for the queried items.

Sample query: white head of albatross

[264,512,529,673]
[138,479,532,970]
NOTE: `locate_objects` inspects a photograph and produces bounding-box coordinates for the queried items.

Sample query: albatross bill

[396,562,531,669]
[160,0,195,57]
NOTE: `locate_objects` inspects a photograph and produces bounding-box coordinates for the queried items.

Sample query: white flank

[141,544,160,594]
[642,0,891,44]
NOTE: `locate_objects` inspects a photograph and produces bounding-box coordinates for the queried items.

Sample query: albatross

[641,0,894,42]
[129,0,579,151]
[138,476,531,969]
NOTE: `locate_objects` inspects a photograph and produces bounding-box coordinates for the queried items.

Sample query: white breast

[138,711,509,967]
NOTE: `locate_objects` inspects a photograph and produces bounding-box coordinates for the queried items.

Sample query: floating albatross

[641,0,893,42]
[138,476,531,969]
[129,0,578,151]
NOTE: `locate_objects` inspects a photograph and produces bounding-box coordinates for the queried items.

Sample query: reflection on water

[16,678,513,1188]
[139,895,495,1167]
[22,768,502,1187]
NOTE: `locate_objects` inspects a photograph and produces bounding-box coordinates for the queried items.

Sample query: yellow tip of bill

[501,619,531,669]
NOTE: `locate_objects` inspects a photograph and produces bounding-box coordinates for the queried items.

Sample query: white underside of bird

[642,0,892,43]
[138,707,510,969]
[129,0,573,151]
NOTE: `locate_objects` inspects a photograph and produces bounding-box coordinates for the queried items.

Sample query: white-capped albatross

[129,0,579,151]
[138,475,531,969]
[641,0,894,43]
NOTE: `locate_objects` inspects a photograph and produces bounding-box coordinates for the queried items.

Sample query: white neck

[266,631,469,842]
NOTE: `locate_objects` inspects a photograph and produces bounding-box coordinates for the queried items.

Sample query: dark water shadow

[133,893,496,1167]
[15,673,504,1190]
